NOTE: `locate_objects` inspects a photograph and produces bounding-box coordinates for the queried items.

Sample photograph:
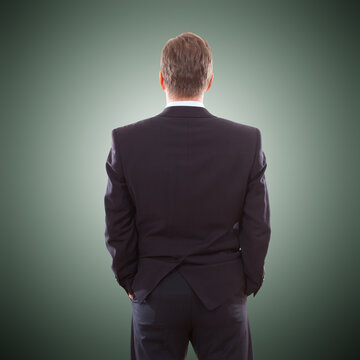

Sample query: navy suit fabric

[130,267,253,360]
[104,105,271,311]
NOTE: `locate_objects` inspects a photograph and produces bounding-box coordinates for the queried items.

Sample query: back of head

[160,32,213,99]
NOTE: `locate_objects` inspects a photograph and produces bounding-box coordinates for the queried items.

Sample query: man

[104,32,271,359]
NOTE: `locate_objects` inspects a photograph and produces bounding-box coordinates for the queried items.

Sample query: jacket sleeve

[104,128,138,295]
[239,128,271,297]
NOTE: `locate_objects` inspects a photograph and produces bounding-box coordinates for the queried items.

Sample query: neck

[166,93,204,104]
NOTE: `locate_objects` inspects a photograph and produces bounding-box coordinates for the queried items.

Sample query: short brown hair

[160,32,213,98]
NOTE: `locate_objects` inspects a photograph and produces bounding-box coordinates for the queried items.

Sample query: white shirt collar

[165,100,205,108]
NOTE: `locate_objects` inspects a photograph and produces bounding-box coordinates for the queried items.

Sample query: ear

[205,73,214,92]
[159,71,166,90]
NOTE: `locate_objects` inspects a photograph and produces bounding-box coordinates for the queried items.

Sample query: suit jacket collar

[156,105,215,118]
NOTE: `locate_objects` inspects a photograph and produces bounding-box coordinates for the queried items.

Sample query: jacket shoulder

[212,116,260,138]
[111,114,261,141]
[112,116,155,138]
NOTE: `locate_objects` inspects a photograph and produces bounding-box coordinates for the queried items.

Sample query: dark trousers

[130,267,253,359]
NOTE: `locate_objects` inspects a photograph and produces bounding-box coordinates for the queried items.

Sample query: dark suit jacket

[104,105,271,310]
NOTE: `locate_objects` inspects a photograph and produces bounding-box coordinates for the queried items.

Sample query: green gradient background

[5,0,358,359]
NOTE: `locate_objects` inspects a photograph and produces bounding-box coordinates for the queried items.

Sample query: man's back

[104,31,271,360]
[104,105,271,310]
